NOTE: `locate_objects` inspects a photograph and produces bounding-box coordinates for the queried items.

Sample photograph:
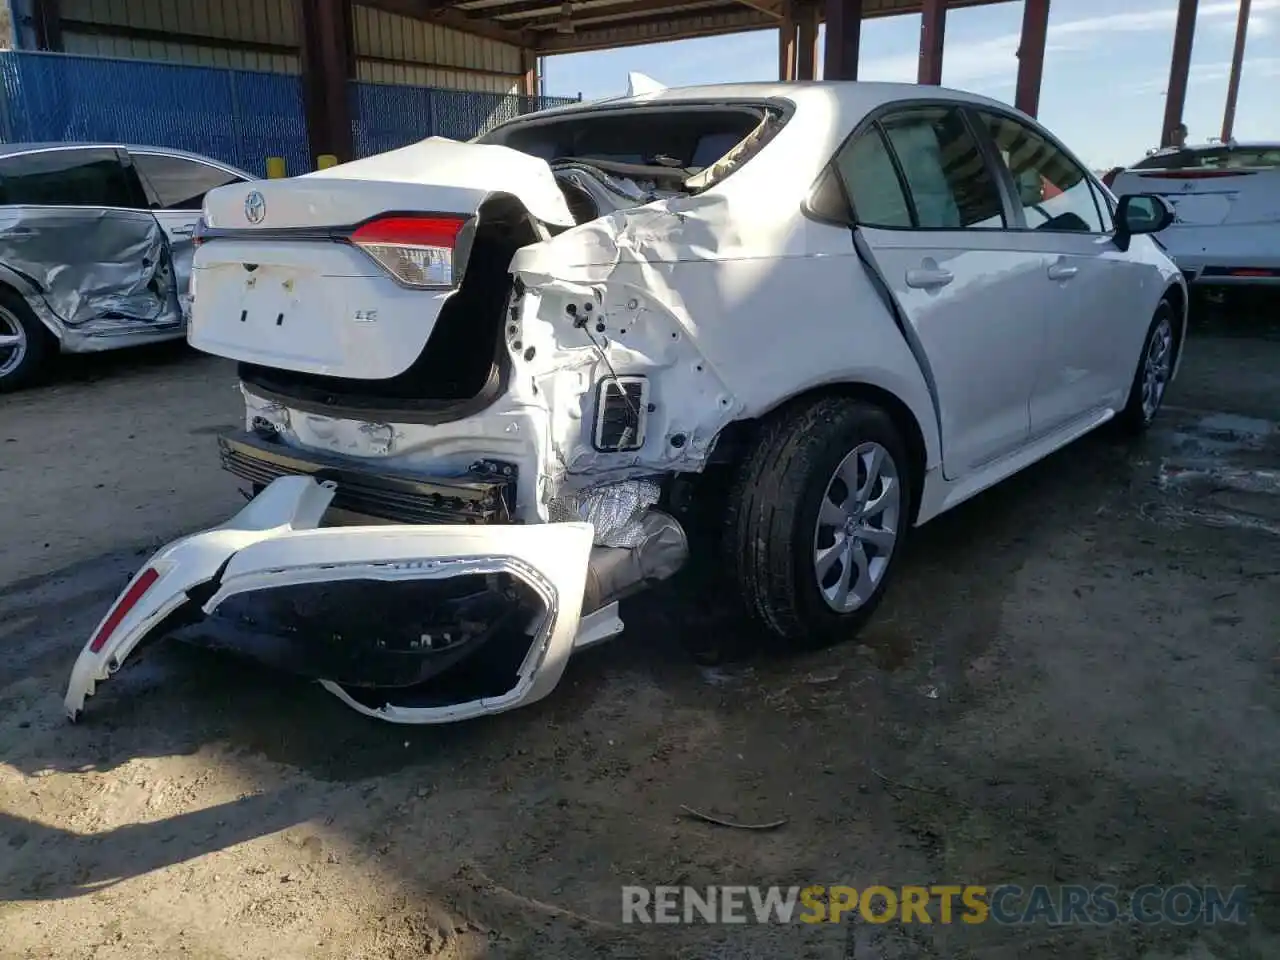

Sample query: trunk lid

[190,138,576,380]
[1112,168,1280,228]
[201,137,576,231]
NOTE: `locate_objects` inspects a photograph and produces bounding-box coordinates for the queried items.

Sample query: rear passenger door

[130,151,249,321]
[973,110,1138,435]
[0,146,180,330]
[837,105,1042,479]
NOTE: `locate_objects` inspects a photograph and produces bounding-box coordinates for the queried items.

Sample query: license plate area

[236,265,307,328]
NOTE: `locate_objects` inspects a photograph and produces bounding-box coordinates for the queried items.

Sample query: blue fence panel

[350,81,436,159]
[0,50,308,177]
[351,79,578,158]
[0,50,581,177]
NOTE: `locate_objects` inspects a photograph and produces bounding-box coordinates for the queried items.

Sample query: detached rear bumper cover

[65,476,603,725]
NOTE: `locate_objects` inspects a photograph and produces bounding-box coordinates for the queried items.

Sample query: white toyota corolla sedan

[66,82,1186,725]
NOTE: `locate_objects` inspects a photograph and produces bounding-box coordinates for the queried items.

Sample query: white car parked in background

[0,143,254,391]
[1108,141,1280,286]
[67,82,1186,725]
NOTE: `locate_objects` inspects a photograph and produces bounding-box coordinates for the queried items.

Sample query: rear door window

[132,152,246,210]
[836,106,1006,229]
[0,147,147,208]
[834,127,913,228]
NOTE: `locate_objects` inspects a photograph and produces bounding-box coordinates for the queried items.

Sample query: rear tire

[1116,298,1176,435]
[0,287,53,393]
[724,396,913,649]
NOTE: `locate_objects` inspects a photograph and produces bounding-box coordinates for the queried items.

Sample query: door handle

[905,267,954,289]
[170,224,195,236]
[1047,263,1078,281]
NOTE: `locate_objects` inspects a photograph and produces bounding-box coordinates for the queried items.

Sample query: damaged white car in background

[67,82,1188,725]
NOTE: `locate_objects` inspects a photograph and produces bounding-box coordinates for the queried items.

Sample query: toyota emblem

[244,190,266,224]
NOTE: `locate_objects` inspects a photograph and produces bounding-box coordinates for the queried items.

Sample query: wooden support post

[796,0,819,81]
[779,0,797,81]
[1014,0,1050,116]
[823,0,863,81]
[297,0,355,166]
[918,0,946,85]
[1221,0,1251,142]
[1161,0,1199,147]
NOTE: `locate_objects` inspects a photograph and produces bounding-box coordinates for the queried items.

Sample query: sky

[541,0,1279,169]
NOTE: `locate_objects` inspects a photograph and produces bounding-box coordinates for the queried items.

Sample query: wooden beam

[57,18,296,56]
[31,0,63,51]
[917,0,945,84]
[370,0,533,44]
[534,7,771,51]
[1013,0,1049,116]
[795,0,818,80]
[1221,0,1250,142]
[823,0,862,80]
[1161,0,1198,146]
[356,51,523,77]
[521,47,538,96]
[520,0,725,30]
[734,0,783,16]
[779,0,796,80]
[298,0,354,164]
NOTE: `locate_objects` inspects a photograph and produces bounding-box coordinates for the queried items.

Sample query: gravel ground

[1,310,1278,960]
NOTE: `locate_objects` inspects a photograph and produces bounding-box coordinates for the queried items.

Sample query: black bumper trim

[218,431,516,525]
[168,573,541,691]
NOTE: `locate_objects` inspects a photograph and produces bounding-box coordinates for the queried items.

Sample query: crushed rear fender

[65,476,600,725]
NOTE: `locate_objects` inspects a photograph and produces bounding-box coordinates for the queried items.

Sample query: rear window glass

[1133,146,1280,171]
[477,103,786,191]
[0,148,145,207]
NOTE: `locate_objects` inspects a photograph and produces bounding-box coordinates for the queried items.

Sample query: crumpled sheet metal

[0,206,177,330]
[548,478,662,548]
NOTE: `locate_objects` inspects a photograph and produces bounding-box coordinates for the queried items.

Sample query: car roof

[511,80,1018,122]
[0,141,253,175]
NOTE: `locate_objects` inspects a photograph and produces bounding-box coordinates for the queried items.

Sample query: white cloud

[858,1,1280,87]
[1121,55,1280,95]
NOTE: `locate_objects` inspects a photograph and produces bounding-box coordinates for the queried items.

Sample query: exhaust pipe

[582,510,688,613]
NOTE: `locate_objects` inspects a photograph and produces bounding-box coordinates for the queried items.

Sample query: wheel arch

[1162,280,1188,362]
[711,380,933,524]
[0,265,62,342]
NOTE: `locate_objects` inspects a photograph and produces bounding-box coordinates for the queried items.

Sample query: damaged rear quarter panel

[506,129,942,481]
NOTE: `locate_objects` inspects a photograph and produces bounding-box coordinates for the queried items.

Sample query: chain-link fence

[351,81,578,157]
[0,50,309,177]
[0,50,580,177]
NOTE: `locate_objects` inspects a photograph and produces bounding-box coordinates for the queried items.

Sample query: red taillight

[89,567,160,653]
[350,214,467,288]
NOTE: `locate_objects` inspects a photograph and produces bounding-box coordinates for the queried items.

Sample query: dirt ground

[1,304,1279,960]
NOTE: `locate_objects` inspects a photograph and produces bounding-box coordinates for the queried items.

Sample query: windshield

[477,102,787,193]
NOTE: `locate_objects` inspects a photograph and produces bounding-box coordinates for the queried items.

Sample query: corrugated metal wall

[59,0,299,72]
[49,0,522,92]
[352,5,522,95]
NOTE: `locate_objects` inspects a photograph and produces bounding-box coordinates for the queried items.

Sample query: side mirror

[1114,194,1174,251]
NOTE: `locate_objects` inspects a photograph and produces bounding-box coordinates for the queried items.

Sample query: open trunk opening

[238,195,542,419]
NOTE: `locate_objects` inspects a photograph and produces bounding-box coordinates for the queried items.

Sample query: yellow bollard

[316,154,338,170]
[265,156,287,179]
